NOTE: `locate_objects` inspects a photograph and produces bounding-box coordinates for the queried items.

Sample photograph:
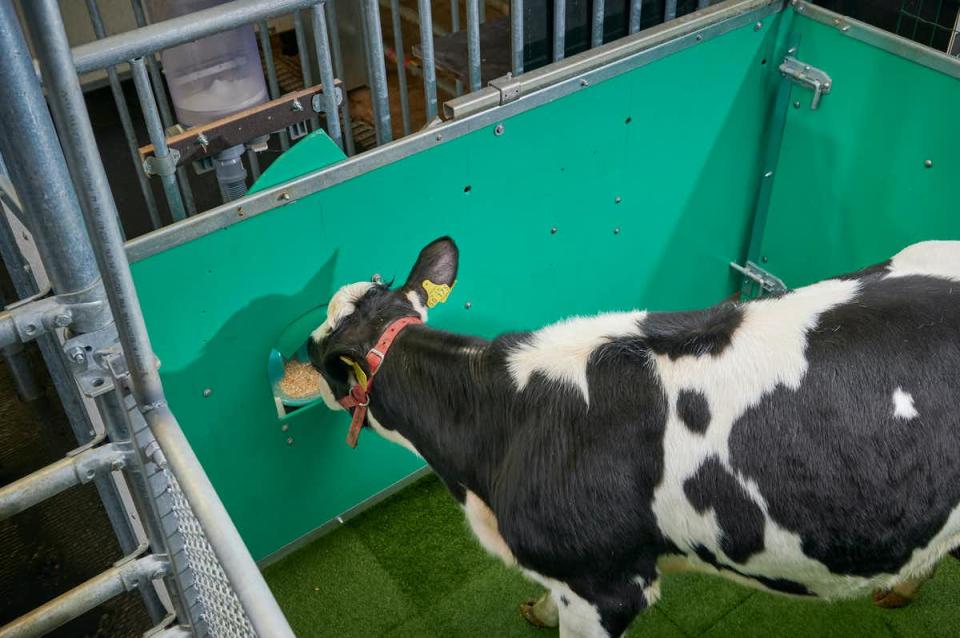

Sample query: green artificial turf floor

[264,476,960,637]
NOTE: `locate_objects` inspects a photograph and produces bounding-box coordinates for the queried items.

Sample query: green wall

[129,12,789,560]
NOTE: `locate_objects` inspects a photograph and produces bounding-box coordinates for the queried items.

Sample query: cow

[307,237,960,637]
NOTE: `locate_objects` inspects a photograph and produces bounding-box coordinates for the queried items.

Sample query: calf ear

[402,237,459,308]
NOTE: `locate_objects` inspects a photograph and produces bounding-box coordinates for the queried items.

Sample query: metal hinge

[779,56,832,110]
[730,261,788,297]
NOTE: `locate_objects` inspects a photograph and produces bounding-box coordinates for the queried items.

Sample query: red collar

[337,316,422,447]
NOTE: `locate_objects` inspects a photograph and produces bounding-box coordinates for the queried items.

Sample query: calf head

[308,237,459,425]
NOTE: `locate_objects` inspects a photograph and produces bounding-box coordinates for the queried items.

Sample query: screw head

[762,256,769,263]
[203,388,212,398]
[24,324,36,336]
[696,33,703,41]
[613,227,621,235]
[111,459,124,471]
[614,196,622,204]
[436,133,443,141]
[793,100,801,109]
[291,99,304,112]
[464,301,472,310]
[550,226,558,234]
[924,159,933,168]
[494,124,505,136]
[69,347,86,364]
[196,133,209,146]
[54,313,71,328]
[754,21,763,30]
[281,424,289,432]
[279,192,291,201]
[580,78,589,87]
[287,437,294,445]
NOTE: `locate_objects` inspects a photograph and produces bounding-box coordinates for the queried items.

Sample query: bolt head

[287,437,294,445]
[54,313,71,327]
[696,33,703,41]
[24,324,36,335]
[203,388,212,397]
[550,227,558,234]
[924,159,933,168]
[613,227,621,235]
[279,192,291,201]
[111,459,124,471]
[464,301,472,310]
[762,256,769,263]
[580,78,589,87]
[615,196,622,204]
[436,133,443,141]
[793,100,801,109]
[281,424,289,432]
[494,124,505,136]
[69,347,86,364]
[754,21,763,31]
[291,99,304,112]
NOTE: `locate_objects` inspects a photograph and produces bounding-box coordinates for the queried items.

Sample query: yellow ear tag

[422,279,456,308]
[339,356,368,390]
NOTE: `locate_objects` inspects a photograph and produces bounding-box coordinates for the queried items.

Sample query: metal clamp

[311,86,344,113]
[730,261,788,297]
[143,148,182,177]
[489,73,522,105]
[779,56,832,110]
[63,322,121,397]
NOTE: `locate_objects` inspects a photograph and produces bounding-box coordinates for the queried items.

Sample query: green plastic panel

[130,17,784,560]
[759,12,960,287]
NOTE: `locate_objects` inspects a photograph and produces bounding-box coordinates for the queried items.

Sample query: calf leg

[520,591,559,628]
[558,578,654,638]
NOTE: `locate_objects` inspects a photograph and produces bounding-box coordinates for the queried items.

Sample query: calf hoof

[519,594,560,629]
[872,589,912,609]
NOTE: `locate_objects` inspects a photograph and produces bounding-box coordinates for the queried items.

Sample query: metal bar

[466,0,482,90]
[87,0,161,231]
[258,20,290,152]
[698,0,711,9]
[390,0,412,135]
[126,0,785,262]
[0,444,126,521]
[361,0,393,144]
[312,4,345,151]
[592,0,605,47]
[0,4,100,297]
[75,0,325,74]
[512,0,524,74]
[130,0,197,217]
[452,0,461,30]
[325,1,357,154]
[131,58,187,222]
[0,555,167,638]
[247,149,261,181]
[629,0,642,32]
[418,0,439,119]
[554,0,566,60]
[293,10,322,131]
[25,2,295,634]
[480,0,487,22]
[666,0,678,21]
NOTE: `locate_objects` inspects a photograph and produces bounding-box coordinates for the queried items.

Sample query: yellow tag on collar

[339,356,368,390]
[422,279,455,308]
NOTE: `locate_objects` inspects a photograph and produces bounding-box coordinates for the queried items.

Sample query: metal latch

[779,56,832,110]
[730,261,788,297]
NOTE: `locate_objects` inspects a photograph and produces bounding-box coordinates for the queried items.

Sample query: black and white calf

[308,238,960,637]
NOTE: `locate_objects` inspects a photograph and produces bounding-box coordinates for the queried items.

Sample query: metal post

[417,0,439,120]
[665,0,677,21]
[86,0,161,231]
[698,0,710,9]
[592,0,605,47]
[23,3,295,634]
[451,0,463,96]
[390,0,412,136]
[554,0,566,60]
[0,555,167,638]
[511,0,524,75]
[130,58,187,223]
[130,0,197,217]
[258,20,290,152]
[246,149,261,181]
[466,0,482,91]
[361,0,393,144]
[480,0,487,22]
[324,1,357,155]
[629,0,643,33]
[293,10,322,132]
[312,4,345,151]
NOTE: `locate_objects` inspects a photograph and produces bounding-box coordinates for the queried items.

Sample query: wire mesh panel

[164,470,256,638]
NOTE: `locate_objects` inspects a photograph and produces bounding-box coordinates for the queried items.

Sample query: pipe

[629,0,643,33]
[0,555,167,638]
[130,58,187,223]
[592,0,605,47]
[312,3,345,150]
[554,0,566,60]
[511,0,524,74]
[417,0,439,120]
[293,9,322,132]
[258,20,290,152]
[87,0,161,231]
[324,1,357,154]
[74,0,325,74]
[0,444,126,521]
[390,0,412,136]
[361,0,392,144]
[666,0,678,21]
[466,0,482,91]
[23,3,295,635]
[0,1,101,298]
